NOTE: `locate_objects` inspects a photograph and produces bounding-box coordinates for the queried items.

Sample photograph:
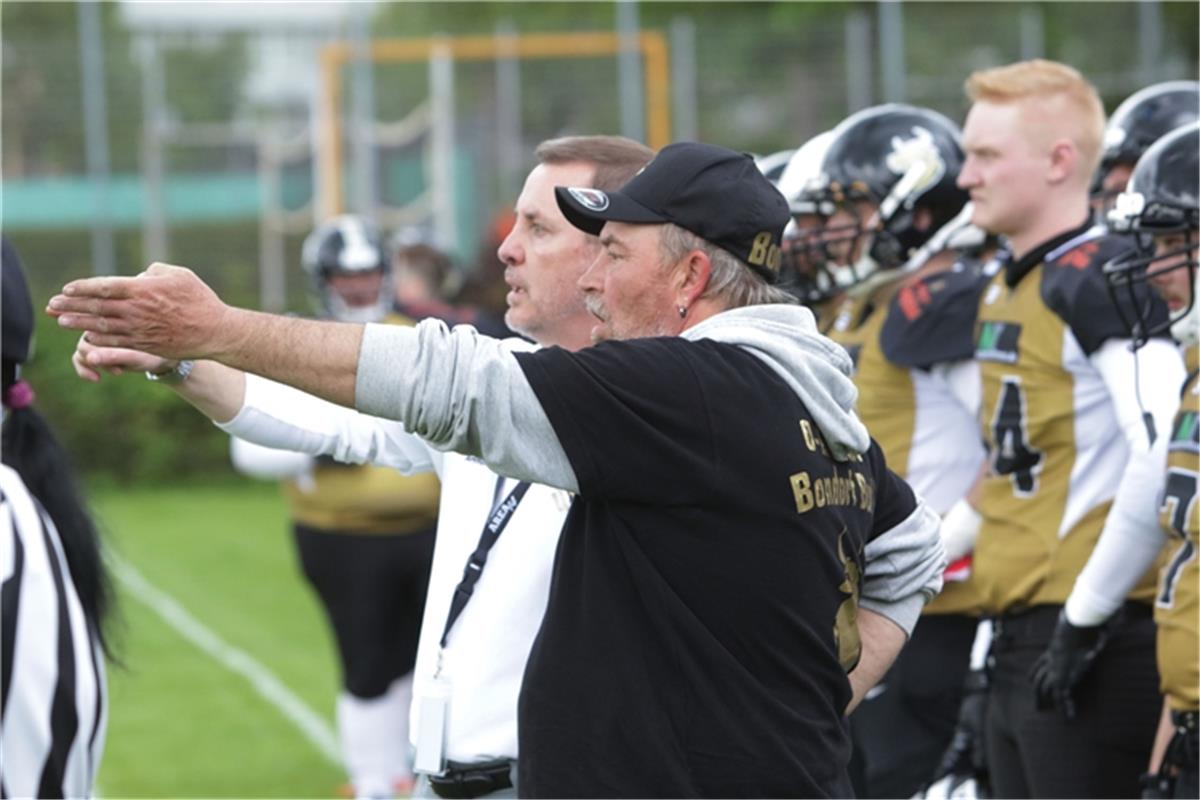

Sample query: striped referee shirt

[1,464,106,799]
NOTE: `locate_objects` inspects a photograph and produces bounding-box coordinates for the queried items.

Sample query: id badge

[413,675,451,776]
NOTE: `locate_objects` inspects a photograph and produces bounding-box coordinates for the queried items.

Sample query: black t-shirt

[513,335,918,799]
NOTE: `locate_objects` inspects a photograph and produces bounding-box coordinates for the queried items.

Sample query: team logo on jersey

[567,187,610,212]
[884,127,946,199]
[1171,411,1200,453]
[975,321,1022,363]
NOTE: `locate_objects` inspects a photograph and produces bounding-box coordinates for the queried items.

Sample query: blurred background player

[1054,122,1199,799]
[776,130,841,326]
[753,147,797,187]
[955,59,1183,799]
[1,238,114,798]
[1091,80,1199,216]
[229,215,440,799]
[813,103,990,798]
[388,225,511,338]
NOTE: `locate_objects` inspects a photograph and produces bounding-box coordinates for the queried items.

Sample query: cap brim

[555,186,667,236]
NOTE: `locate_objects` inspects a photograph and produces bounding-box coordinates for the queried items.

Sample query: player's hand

[48,263,233,361]
[1029,610,1114,720]
[921,668,989,797]
[72,332,176,382]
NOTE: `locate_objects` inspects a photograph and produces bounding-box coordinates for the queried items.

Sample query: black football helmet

[816,103,969,294]
[301,215,392,323]
[1101,81,1200,177]
[1104,122,1199,346]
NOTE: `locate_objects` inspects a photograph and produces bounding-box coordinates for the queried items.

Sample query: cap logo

[885,126,946,198]
[567,187,610,212]
[747,231,782,274]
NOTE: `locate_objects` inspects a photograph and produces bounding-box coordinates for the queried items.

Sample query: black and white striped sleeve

[0,464,107,799]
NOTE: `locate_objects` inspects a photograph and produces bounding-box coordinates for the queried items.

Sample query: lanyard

[438,475,531,652]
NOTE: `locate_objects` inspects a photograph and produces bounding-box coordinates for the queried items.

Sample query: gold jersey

[972,225,1160,614]
[828,268,987,615]
[1157,346,1199,711]
[285,312,441,535]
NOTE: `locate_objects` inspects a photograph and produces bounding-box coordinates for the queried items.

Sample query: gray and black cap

[554,142,791,282]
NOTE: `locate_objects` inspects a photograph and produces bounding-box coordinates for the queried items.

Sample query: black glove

[1139,770,1174,799]
[924,669,990,797]
[1029,609,1115,720]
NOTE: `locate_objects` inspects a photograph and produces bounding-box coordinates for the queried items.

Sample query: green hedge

[21,313,238,485]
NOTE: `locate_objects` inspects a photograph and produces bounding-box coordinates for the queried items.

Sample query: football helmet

[817,103,968,295]
[1105,122,1199,346]
[301,215,392,323]
[777,132,840,304]
[754,148,797,187]
[1100,81,1200,178]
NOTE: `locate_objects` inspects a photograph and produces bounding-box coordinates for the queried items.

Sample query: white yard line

[109,553,341,764]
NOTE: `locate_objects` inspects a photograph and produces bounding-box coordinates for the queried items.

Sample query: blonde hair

[964,59,1105,178]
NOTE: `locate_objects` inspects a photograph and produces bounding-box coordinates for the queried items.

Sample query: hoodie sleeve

[859,442,947,635]
[354,318,580,491]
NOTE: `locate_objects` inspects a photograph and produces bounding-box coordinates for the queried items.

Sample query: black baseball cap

[555,141,791,282]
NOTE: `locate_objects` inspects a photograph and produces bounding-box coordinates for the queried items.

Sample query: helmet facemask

[1105,227,1199,347]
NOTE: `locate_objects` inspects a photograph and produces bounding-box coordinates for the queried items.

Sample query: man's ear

[675,249,712,309]
[1046,138,1078,185]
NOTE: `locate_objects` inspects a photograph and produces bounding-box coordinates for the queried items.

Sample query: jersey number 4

[990,377,1044,498]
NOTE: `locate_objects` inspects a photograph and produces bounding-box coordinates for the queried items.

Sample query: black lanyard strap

[439,476,531,649]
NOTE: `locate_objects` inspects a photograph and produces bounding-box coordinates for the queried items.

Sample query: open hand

[48,263,232,361]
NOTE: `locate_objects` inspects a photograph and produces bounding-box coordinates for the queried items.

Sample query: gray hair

[657,224,797,309]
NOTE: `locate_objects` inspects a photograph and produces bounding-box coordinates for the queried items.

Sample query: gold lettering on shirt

[790,467,873,514]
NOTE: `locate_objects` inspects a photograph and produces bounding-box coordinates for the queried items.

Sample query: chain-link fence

[3,1,1196,480]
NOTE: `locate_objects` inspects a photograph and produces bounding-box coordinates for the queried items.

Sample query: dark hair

[2,397,117,660]
[2,234,117,662]
[535,135,654,193]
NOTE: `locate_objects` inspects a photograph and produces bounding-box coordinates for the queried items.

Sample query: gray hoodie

[355,305,944,632]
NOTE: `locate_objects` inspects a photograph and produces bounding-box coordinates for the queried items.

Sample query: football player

[776,131,841,326]
[955,59,1184,798]
[1092,80,1199,216]
[231,216,440,799]
[814,103,991,798]
[1052,122,1199,799]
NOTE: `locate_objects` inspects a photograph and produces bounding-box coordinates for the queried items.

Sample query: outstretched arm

[52,264,363,408]
[72,334,437,475]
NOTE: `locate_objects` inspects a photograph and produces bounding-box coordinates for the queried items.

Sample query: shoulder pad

[1041,232,1168,355]
[882,267,990,369]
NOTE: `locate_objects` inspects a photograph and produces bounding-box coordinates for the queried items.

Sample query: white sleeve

[229,436,312,480]
[929,359,981,419]
[217,373,439,477]
[1063,338,1183,625]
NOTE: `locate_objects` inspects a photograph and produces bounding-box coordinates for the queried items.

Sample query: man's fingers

[60,276,139,300]
[55,312,134,337]
[71,349,101,383]
[86,345,165,372]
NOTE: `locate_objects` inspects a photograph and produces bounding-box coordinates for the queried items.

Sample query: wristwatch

[145,359,195,384]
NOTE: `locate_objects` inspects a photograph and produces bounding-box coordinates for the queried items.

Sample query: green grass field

[91,481,350,798]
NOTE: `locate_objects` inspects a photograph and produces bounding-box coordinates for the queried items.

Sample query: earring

[678,305,687,319]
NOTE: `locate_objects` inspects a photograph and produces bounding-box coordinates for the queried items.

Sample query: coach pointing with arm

[52,142,944,797]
